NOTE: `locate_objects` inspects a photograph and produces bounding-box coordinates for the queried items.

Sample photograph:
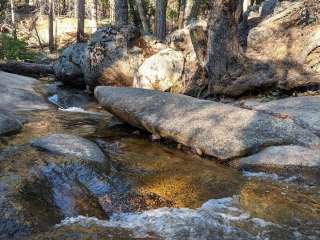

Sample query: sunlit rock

[242,96,320,136]
[133,48,184,92]
[95,87,320,160]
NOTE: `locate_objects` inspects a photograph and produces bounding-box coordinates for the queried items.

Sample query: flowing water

[0,78,319,239]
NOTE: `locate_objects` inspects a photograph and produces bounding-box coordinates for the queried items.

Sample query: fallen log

[0,60,54,76]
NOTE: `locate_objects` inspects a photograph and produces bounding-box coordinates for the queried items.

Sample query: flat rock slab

[95,87,320,160]
[239,145,320,168]
[31,134,106,163]
[0,71,49,111]
[0,112,22,136]
[244,96,320,136]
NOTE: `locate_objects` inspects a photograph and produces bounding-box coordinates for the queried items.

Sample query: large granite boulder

[53,25,143,89]
[133,48,185,92]
[83,25,143,89]
[242,96,320,136]
[0,71,49,111]
[95,87,320,160]
[245,0,320,93]
[166,20,208,95]
[53,43,87,87]
[210,0,320,97]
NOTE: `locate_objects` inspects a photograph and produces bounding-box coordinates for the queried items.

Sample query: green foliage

[0,33,37,61]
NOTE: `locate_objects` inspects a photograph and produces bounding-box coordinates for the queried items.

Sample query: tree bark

[243,0,251,13]
[77,0,85,42]
[48,0,55,52]
[91,0,97,33]
[178,0,186,29]
[74,0,78,17]
[115,0,128,26]
[10,0,16,38]
[0,61,54,76]
[185,0,202,25]
[135,0,150,34]
[155,0,167,41]
[109,0,116,24]
[206,0,243,93]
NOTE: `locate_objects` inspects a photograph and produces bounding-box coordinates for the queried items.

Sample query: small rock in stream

[31,134,107,163]
[0,112,22,136]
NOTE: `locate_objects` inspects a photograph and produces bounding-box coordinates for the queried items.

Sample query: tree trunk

[185,0,202,25]
[48,0,55,52]
[178,0,186,29]
[243,0,251,13]
[77,0,85,42]
[115,0,128,26]
[91,0,97,33]
[0,60,54,76]
[155,0,167,41]
[135,0,150,34]
[206,0,243,93]
[74,0,77,17]
[128,0,140,27]
[10,0,16,39]
[109,0,116,24]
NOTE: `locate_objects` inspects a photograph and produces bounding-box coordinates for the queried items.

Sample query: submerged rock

[95,87,320,160]
[243,96,320,136]
[31,134,107,163]
[240,180,320,226]
[48,92,90,109]
[0,143,114,239]
[0,112,22,136]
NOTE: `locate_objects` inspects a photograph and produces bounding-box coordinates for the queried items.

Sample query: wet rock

[54,197,289,240]
[238,145,320,168]
[240,180,320,226]
[243,96,320,136]
[133,48,184,92]
[48,92,90,109]
[29,224,160,240]
[0,71,49,111]
[95,87,320,160]
[0,143,114,239]
[104,136,245,208]
[0,112,22,136]
[54,43,87,87]
[31,134,107,163]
